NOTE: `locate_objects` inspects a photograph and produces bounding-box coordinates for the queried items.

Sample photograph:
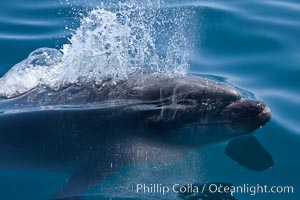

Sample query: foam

[0,1,194,98]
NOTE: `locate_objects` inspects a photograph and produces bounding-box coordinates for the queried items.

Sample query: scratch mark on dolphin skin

[159,88,165,118]
[172,84,179,120]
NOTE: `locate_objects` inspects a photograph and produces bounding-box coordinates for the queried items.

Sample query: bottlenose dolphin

[0,75,272,199]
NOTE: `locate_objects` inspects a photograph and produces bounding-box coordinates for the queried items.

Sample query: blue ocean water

[0,0,299,200]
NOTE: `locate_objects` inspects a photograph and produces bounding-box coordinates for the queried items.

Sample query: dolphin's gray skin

[0,75,272,199]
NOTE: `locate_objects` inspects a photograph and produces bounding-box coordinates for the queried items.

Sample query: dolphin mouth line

[186,106,271,127]
[186,120,252,127]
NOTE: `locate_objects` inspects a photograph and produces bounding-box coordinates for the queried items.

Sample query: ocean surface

[0,0,299,199]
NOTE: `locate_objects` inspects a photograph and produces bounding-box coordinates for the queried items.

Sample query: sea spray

[0,0,195,98]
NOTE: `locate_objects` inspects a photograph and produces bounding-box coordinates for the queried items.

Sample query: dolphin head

[144,76,271,145]
[174,77,271,132]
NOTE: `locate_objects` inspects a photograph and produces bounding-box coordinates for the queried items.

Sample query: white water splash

[0,1,194,98]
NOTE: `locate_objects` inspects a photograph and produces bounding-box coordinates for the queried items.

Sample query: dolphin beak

[258,106,271,126]
[221,99,271,127]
